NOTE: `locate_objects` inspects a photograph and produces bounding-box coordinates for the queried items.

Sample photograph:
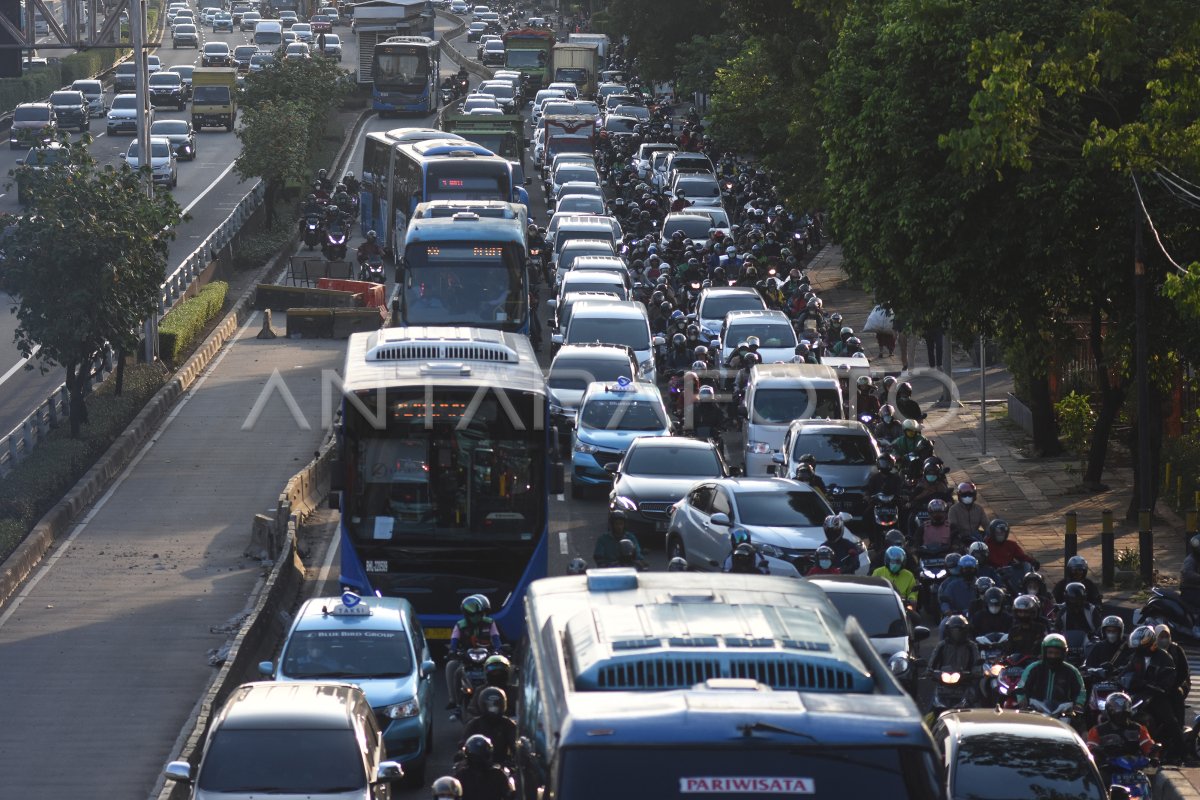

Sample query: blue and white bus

[395,211,529,333]
[372,36,440,114]
[334,327,565,643]
[360,135,515,256]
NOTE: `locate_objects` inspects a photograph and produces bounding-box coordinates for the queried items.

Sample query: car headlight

[746,441,772,455]
[754,542,784,559]
[574,441,597,454]
[639,358,655,373]
[384,698,420,719]
[612,495,637,512]
[888,653,911,676]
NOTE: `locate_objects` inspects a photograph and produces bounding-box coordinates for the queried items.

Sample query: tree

[603,0,727,82]
[235,99,312,225]
[5,140,182,437]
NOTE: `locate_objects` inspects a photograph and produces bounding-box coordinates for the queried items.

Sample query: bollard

[1101,510,1115,588]
[1178,476,1184,510]
[1138,509,1154,587]
[1165,462,1173,493]
[257,309,278,340]
[1064,512,1078,566]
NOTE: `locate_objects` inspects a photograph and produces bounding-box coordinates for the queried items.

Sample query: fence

[0,181,266,478]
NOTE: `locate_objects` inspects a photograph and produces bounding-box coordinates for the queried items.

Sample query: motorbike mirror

[913,626,931,642]
[652,335,666,346]
[839,512,852,522]
[1109,788,1130,800]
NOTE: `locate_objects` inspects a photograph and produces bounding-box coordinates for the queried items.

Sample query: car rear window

[624,445,720,477]
[700,293,765,322]
[792,433,877,465]
[198,729,367,793]
[952,734,1105,800]
[550,357,632,390]
[14,106,49,121]
[734,490,829,527]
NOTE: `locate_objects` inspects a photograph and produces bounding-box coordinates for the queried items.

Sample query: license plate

[425,627,452,640]
[656,521,669,532]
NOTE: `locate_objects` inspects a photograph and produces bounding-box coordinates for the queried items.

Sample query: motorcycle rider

[342,171,360,196]
[820,514,860,574]
[461,687,516,767]
[918,498,953,551]
[968,541,999,583]
[871,404,904,446]
[1085,692,1157,783]
[721,528,770,574]
[668,556,689,572]
[332,182,354,216]
[890,419,929,459]
[871,545,919,609]
[983,519,1040,590]
[1053,556,1103,607]
[315,167,332,193]
[690,384,725,439]
[593,510,648,569]
[1008,594,1050,657]
[1020,571,1056,621]
[792,460,829,497]
[1155,624,1190,753]
[1054,582,1101,643]
[299,192,323,221]
[1084,615,1127,669]
[356,229,384,265]
[1016,633,1087,715]
[969,586,1013,637]
[1118,625,1182,761]
[452,735,515,800]
[855,375,880,418]
[804,544,842,576]
[446,595,504,713]
[948,482,988,543]
[939,553,975,621]
[927,614,981,700]
[566,557,588,575]
[895,381,925,422]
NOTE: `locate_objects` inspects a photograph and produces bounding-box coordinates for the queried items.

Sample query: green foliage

[5,139,183,435]
[604,0,727,81]
[234,99,311,191]
[0,69,61,115]
[0,364,165,561]
[234,225,293,268]
[158,281,229,364]
[1162,426,1200,508]
[240,56,346,147]
[1054,391,1096,465]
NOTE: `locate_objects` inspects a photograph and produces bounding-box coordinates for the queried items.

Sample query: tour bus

[391,211,529,333]
[372,36,440,114]
[333,328,564,643]
[515,570,943,800]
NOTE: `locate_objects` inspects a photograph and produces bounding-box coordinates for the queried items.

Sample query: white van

[562,300,660,383]
[253,19,282,49]
[740,363,844,475]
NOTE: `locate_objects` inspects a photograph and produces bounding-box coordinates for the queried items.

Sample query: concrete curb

[1157,769,1200,800]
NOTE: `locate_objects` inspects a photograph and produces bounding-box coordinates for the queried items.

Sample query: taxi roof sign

[607,376,635,392]
[325,591,372,616]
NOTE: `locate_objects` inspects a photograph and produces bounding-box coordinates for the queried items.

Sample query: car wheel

[667,535,686,565]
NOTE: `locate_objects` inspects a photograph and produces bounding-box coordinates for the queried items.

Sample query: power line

[1131,172,1191,276]
[1153,172,1200,212]
[1156,164,1200,194]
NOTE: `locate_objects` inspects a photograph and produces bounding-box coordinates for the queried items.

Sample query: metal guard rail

[0,179,265,477]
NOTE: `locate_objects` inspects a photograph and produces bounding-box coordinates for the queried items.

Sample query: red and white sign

[679,778,815,795]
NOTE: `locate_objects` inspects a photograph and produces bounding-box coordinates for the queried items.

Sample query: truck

[190,67,238,132]
[549,43,601,98]
[500,27,556,93]
[441,110,526,182]
[567,32,610,61]
[541,113,596,166]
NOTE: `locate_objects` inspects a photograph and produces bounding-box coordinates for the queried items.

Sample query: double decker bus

[360,134,515,258]
[394,211,529,333]
[333,327,565,642]
[372,36,440,114]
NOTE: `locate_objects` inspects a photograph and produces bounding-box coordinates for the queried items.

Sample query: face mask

[882,415,892,423]
[1159,637,1170,650]
[988,603,1001,614]
[1106,632,1120,644]
[887,562,901,574]
[961,496,974,505]
[926,474,937,483]
[818,558,832,569]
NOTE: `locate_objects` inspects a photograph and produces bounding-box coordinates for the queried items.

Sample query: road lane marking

[558,530,568,555]
[0,345,41,391]
[0,311,260,629]
[182,157,239,215]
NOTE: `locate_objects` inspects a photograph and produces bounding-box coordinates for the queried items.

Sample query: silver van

[562,300,660,383]
[739,363,844,475]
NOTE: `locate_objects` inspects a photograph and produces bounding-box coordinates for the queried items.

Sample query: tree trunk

[114,348,126,396]
[65,360,92,438]
[1082,302,1127,489]
[1126,386,1166,522]
[264,180,279,228]
[1028,372,1063,457]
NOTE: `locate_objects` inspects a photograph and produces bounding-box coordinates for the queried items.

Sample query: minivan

[253,19,282,48]
[562,300,659,383]
[739,363,844,475]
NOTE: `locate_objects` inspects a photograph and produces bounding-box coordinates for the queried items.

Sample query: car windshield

[580,399,667,431]
[152,121,189,135]
[281,628,415,678]
[675,178,720,197]
[13,107,48,121]
[700,294,764,322]
[573,101,600,116]
[952,733,1106,800]
[128,142,171,158]
[734,490,829,527]
[824,591,908,638]
[197,729,367,793]
[663,215,713,239]
[150,74,179,85]
[751,389,842,425]
[625,445,720,476]
[558,746,938,800]
[558,196,605,214]
[111,96,136,109]
[794,433,877,465]
[728,322,796,348]
[556,166,598,185]
[604,117,638,133]
[25,147,68,165]
[50,93,80,104]
[568,316,648,351]
[549,357,632,391]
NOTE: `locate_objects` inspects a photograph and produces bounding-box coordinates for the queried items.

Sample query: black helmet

[672,332,686,347]
[974,576,995,597]
[731,542,757,573]
[984,586,1006,611]
[464,734,494,766]
[432,776,463,800]
[877,453,895,472]
[484,654,511,686]
[1064,582,1087,605]
[987,518,1010,542]
[1066,555,1088,581]
[1106,691,1132,727]
[478,686,507,716]
[896,381,913,397]
[1012,593,1040,621]
[883,529,906,549]
[823,514,844,542]
[944,614,969,644]
[1022,571,1047,595]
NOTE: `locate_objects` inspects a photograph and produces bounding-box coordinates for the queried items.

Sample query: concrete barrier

[255,284,361,311]
[1155,770,1200,800]
[435,9,493,81]
[286,307,384,339]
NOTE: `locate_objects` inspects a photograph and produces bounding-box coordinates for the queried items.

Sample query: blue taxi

[570,377,672,497]
[259,591,436,784]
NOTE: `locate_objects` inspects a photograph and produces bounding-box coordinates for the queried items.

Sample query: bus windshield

[557,746,940,800]
[375,50,428,88]
[402,241,526,327]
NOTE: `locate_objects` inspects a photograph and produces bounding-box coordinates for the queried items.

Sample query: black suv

[148,71,186,110]
[49,90,89,133]
[113,61,137,93]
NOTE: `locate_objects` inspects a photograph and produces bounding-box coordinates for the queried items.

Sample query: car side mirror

[913,626,931,642]
[376,761,404,783]
[603,462,619,475]
[709,512,730,527]
[420,659,436,678]
[551,333,563,346]
[652,335,666,347]
[164,761,195,783]
[771,453,785,465]
[257,660,274,676]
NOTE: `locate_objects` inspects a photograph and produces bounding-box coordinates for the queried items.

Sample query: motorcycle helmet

[944,614,969,644]
[745,336,761,350]
[984,586,1006,614]
[1155,623,1173,649]
[668,556,689,572]
[844,337,863,354]
[317,168,327,181]
[478,686,507,716]
[1040,633,1067,665]
[822,514,845,542]
[461,594,487,624]
[1066,555,1089,581]
[884,545,905,575]
[335,182,346,194]
[694,344,709,359]
[1191,534,1200,555]
[1022,571,1047,596]
[945,552,962,576]
[1064,582,1087,607]
[730,543,757,573]
[618,538,638,564]
[567,557,588,575]
[880,404,896,423]
[484,654,511,686]
[671,309,686,322]
[974,576,995,597]
[984,519,1010,544]
[968,541,990,564]
[1129,625,1157,653]
[672,332,686,347]
[902,419,920,434]
[432,776,464,800]
[877,453,896,472]
[1106,692,1132,727]
[1012,593,1039,621]
[698,385,716,401]
[839,326,853,341]
[957,482,977,504]
[927,499,948,525]
[730,527,752,549]
[829,313,843,326]
[857,375,873,390]
[884,530,906,549]
[896,381,913,398]
[366,230,377,241]
[958,554,978,580]
[814,545,835,571]
[464,734,494,766]
[881,375,898,394]
[307,193,316,202]
[1101,615,1124,645]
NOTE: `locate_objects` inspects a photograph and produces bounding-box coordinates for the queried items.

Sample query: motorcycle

[976,632,1009,706]
[322,215,349,261]
[995,653,1035,709]
[1028,698,1085,733]
[1085,664,1121,728]
[439,86,455,105]
[358,253,385,284]
[454,646,493,724]
[302,213,323,250]
[925,669,974,724]
[1094,739,1156,800]
[871,492,900,553]
[1133,587,1200,642]
[915,541,947,618]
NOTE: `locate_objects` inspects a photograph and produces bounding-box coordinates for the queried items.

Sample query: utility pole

[131,0,158,364]
[1134,178,1154,582]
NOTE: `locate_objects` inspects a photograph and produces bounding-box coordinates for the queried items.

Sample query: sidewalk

[0,313,342,798]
